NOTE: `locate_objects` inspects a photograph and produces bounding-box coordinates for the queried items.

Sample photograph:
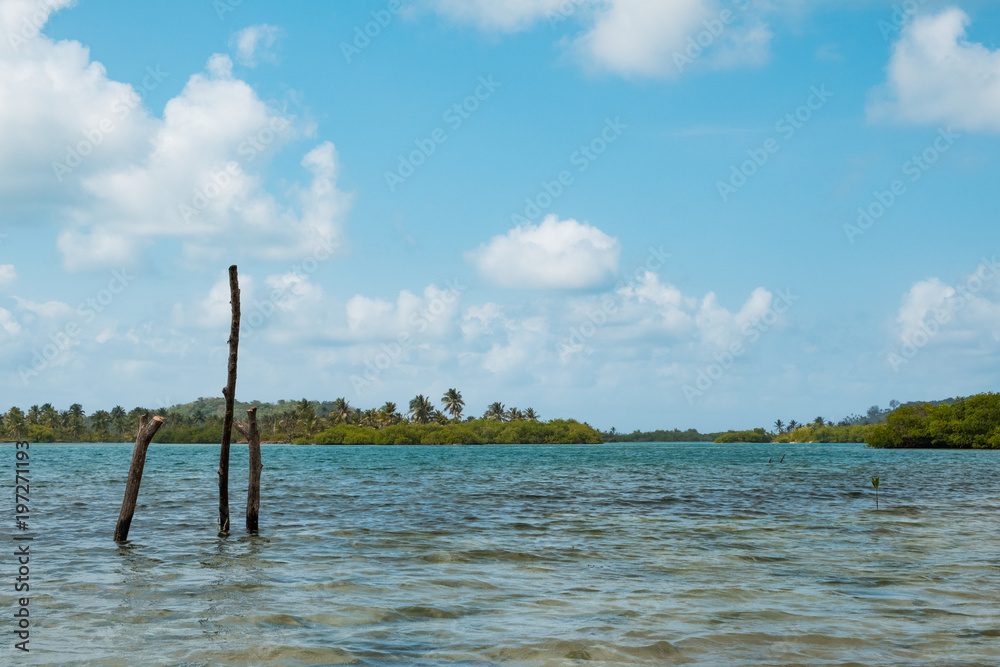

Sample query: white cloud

[468,215,620,289]
[895,262,1000,349]
[56,228,136,273]
[346,284,462,341]
[182,271,256,329]
[230,24,282,67]
[429,0,774,78]
[0,264,16,285]
[1,7,349,271]
[573,0,710,77]
[461,302,504,339]
[695,286,773,350]
[609,271,776,351]
[0,2,156,202]
[897,277,955,342]
[870,8,1000,132]
[14,296,74,320]
[0,307,21,337]
[429,0,563,32]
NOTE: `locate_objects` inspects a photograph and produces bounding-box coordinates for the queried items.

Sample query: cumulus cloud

[0,264,16,285]
[346,284,462,341]
[894,260,1000,349]
[14,296,75,320]
[0,307,21,338]
[230,24,282,67]
[468,215,620,289]
[0,1,156,203]
[1,7,349,271]
[573,0,710,77]
[870,8,1000,132]
[897,277,955,342]
[429,0,774,78]
[610,271,777,351]
[695,286,774,349]
[176,271,256,329]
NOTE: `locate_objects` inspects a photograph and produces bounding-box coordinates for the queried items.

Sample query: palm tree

[126,407,146,436]
[90,409,112,434]
[484,402,505,421]
[379,402,399,428]
[39,403,58,428]
[813,416,824,427]
[330,397,352,425]
[67,403,85,440]
[524,407,539,422]
[408,395,434,424]
[27,405,40,424]
[110,405,127,436]
[773,419,784,434]
[788,419,799,432]
[441,388,464,421]
[5,407,25,440]
[505,406,523,421]
[296,398,316,435]
[278,410,296,434]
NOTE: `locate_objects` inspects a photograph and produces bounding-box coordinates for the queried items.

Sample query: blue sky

[1,0,998,431]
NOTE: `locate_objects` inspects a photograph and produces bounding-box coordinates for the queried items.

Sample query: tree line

[866,393,1000,448]
[0,389,601,445]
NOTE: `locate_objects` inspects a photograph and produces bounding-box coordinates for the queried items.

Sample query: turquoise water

[2,442,999,665]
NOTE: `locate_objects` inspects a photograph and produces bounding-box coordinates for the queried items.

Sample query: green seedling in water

[871,476,880,509]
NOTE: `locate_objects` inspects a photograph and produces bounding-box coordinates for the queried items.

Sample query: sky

[0,0,998,432]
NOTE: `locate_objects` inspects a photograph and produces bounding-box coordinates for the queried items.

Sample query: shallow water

[2,442,999,665]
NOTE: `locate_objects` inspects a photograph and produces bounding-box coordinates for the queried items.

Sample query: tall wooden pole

[236,407,262,532]
[114,414,166,542]
[218,265,241,533]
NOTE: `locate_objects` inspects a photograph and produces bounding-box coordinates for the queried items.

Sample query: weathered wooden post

[218,265,241,533]
[113,414,166,542]
[235,407,262,532]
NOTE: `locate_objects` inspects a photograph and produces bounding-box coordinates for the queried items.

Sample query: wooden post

[113,414,166,542]
[236,407,262,532]
[218,265,241,533]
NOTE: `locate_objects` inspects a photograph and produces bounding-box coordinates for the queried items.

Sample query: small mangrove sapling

[871,476,880,509]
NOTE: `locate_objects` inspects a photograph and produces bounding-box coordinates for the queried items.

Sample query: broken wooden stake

[218,264,241,533]
[113,414,166,542]
[236,407,262,532]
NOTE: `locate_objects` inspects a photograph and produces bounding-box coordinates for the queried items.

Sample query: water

[3,442,999,665]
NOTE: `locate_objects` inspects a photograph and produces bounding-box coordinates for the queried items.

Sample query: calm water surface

[2,442,999,665]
